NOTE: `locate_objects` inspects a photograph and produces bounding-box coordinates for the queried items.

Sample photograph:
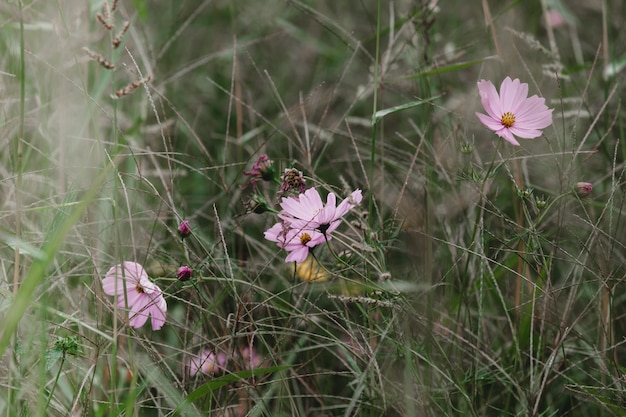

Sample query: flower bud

[517,188,532,199]
[244,154,276,188]
[177,265,193,282]
[460,143,474,154]
[244,194,271,214]
[536,198,547,210]
[178,220,191,239]
[575,182,593,198]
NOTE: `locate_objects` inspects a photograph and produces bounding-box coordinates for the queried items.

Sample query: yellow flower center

[300,233,312,245]
[136,284,144,294]
[501,112,515,128]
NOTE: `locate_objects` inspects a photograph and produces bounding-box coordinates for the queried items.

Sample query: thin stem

[368,0,382,232]
[462,138,502,281]
[43,354,66,412]
[14,0,26,295]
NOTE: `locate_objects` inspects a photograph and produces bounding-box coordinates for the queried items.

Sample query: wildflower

[575,182,593,198]
[264,221,326,264]
[244,154,275,188]
[278,188,363,235]
[475,77,553,146]
[279,168,306,195]
[545,9,567,28]
[178,220,191,239]
[102,262,167,330]
[240,346,263,369]
[186,350,228,377]
[177,265,193,282]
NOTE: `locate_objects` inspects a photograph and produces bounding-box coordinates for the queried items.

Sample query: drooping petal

[117,288,142,308]
[508,126,543,139]
[264,222,287,245]
[102,275,124,296]
[128,295,151,328]
[285,246,310,263]
[148,294,167,331]
[495,127,521,146]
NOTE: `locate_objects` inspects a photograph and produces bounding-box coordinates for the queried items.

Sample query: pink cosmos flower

[264,221,326,263]
[186,350,228,377]
[102,262,167,331]
[278,188,363,235]
[475,77,553,146]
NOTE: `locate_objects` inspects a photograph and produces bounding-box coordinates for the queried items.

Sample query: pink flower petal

[477,80,501,119]
[285,246,310,263]
[128,295,150,328]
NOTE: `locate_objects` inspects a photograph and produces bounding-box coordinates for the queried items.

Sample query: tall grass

[1,0,625,416]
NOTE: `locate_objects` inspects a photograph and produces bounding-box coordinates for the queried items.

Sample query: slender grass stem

[43,354,65,412]
[368,0,382,233]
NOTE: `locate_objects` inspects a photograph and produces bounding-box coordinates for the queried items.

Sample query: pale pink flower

[186,350,228,377]
[240,346,263,369]
[264,221,326,264]
[278,188,363,235]
[545,9,566,28]
[102,262,167,331]
[475,77,553,146]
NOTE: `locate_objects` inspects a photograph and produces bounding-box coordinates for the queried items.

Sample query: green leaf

[46,348,63,370]
[372,97,438,124]
[406,56,498,80]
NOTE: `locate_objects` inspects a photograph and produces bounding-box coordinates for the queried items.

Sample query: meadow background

[1,0,626,416]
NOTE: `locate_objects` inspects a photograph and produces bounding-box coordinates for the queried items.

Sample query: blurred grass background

[1,0,626,416]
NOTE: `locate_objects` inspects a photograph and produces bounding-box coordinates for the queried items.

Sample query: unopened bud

[178,220,192,239]
[177,265,193,282]
[575,182,592,198]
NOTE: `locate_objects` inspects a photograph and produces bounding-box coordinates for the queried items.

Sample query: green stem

[43,354,65,412]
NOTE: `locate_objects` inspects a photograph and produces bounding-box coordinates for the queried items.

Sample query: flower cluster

[102,262,167,331]
[265,188,362,263]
